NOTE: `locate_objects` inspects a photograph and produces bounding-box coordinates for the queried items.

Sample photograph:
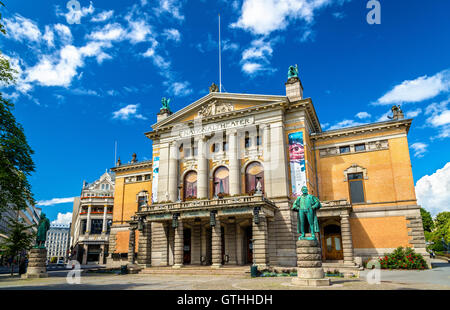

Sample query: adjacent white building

[45,225,71,263]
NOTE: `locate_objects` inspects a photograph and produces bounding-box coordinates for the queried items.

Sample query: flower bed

[378,247,428,270]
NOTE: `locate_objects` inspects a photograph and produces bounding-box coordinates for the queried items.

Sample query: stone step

[140,266,249,275]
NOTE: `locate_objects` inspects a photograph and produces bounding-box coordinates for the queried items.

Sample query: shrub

[378,247,428,270]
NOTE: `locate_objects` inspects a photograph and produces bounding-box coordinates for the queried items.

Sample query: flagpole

[218,13,222,93]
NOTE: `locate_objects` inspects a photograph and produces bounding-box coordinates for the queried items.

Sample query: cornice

[111,160,153,173]
[310,119,412,141]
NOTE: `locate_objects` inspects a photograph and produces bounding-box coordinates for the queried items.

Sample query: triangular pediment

[152,92,288,129]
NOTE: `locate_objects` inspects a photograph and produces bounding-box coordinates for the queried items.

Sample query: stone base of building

[24,248,48,279]
[292,239,330,287]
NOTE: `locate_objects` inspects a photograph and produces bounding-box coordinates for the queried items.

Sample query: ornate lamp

[172,213,179,228]
[253,207,261,224]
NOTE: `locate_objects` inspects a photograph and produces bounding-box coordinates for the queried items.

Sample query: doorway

[323,224,343,260]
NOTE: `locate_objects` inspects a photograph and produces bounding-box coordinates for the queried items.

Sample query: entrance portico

[128,195,276,269]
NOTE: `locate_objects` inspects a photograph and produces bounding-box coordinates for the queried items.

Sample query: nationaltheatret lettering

[178,116,254,138]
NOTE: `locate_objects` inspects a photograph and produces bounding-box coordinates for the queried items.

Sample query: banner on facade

[288,131,306,197]
[152,156,159,203]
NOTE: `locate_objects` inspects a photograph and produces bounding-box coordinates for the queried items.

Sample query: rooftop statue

[209,83,219,93]
[161,97,171,111]
[292,186,321,240]
[387,105,404,120]
[288,64,299,79]
[35,213,50,248]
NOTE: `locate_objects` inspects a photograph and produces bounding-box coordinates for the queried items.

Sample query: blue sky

[1,0,449,223]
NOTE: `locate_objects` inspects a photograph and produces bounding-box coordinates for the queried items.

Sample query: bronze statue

[161,97,171,111]
[288,64,299,79]
[292,186,321,240]
[35,213,50,248]
[388,105,404,120]
[209,83,219,93]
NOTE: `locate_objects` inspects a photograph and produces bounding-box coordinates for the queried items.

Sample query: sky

[0,0,449,224]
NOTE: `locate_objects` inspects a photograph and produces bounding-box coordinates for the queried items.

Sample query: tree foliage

[0,212,36,275]
[427,211,450,252]
[0,1,35,215]
[420,208,434,232]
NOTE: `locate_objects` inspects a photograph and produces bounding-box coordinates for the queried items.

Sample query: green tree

[0,210,36,276]
[428,212,450,252]
[0,0,35,215]
[420,208,434,232]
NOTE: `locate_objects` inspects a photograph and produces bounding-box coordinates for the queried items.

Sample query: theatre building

[106,70,429,270]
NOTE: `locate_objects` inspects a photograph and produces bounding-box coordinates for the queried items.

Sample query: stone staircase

[140,266,250,276]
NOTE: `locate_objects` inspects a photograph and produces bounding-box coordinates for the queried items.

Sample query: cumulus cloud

[4,14,42,42]
[164,81,193,97]
[425,98,450,139]
[112,104,147,120]
[163,28,181,42]
[327,119,365,131]
[410,142,428,158]
[355,112,371,119]
[155,0,185,21]
[87,23,126,42]
[231,0,335,35]
[240,38,276,75]
[37,197,75,206]
[405,108,422,118]
[91,10,114,22]
[51,212,72,226]
[374,69,450,105]
[416,162,450,216]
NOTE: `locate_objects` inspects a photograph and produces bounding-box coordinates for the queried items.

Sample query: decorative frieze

[319,139,389,158]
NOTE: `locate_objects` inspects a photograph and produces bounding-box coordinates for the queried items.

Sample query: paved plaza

[0,259,448,290]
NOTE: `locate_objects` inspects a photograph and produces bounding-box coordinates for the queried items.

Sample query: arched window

[184,171,197,200]
[213,166,229,196]
[137,191,148,210]
[245,162,264,194]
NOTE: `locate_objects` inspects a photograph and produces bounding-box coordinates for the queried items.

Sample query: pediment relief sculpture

[198,100,234,117]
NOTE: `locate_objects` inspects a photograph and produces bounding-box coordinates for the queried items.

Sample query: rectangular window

[339,146,350,154]
[90,219,103,234]
[256,135,261,146]
[81,220,87,234]
[136,175,142,182]
[348,173,365,203]
[223,141,228,151]
[355,144,366,152]
[145,174,151,180]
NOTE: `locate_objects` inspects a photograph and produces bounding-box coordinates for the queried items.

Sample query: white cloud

[231,0,335,35]
[43,26,55,47]
[91,10,114,22]
[374,69,450,105]
[327,119,365,131]
[4,14,42,42]
[241,38,276,75]
[58,1,94,24]
[425,98,450,139]
[410,142,428,158]
[127,19,153,43]
[166,81,193,97]
[112,104,147,120]
[163,28,181,42]
[37,197,75,206]
[51,212,72,226]
[242,62,263,74]
[405,108,422,118]
[87,23,126,42]
[355,112,371,119]
[415,162,450,216]
[54,24,73,45]
[155,0,185,21]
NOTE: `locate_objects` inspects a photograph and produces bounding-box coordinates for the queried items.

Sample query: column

[197,136,208,198]
[236,223,243,265]
[173,220,184,268]
[340,214,354,265]
[168,141,178,202]
[102,205,108,233]
[191,223,202,265]
[128,227,136,264]
[261,124,272,197]
[82,244,88,265]
[252,213,269,268]
[228,130,240,196]
[269,122,289,197]
[137,221,152,267]
[211,218,222,268]
[86,205,92,234]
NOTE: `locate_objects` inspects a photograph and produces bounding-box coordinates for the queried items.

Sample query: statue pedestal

[23,248,48,279]
[292,239,330,287]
